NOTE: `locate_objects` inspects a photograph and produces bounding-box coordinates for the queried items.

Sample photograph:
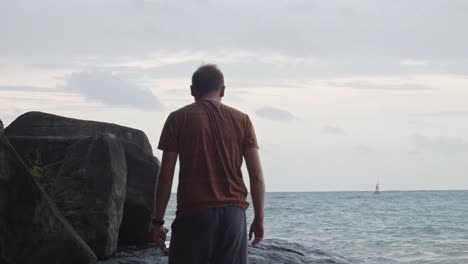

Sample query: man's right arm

[244,147,265,246]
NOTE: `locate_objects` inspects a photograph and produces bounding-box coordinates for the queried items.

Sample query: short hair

[191,64,224,94]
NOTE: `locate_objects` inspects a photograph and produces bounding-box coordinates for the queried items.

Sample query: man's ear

[190,85,196,96]
[219,86,225,98]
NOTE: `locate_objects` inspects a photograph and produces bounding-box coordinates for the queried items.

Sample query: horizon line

[169,189,468,194]
[262,189,468,193]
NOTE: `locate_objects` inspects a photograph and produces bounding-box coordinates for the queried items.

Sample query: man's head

[191,64,225,99]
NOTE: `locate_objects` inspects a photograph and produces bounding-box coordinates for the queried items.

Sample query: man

[152,64,265,264]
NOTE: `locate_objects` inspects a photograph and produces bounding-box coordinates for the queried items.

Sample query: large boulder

[5,112,160,257]
[0,118,97,264]
[50,135,127,259]
[5,111,153,155]
[96,239,356,264]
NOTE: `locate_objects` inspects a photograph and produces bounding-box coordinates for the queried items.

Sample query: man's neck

[195,95,222,103]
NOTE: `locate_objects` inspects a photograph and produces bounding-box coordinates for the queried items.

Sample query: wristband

[151,218,165,226]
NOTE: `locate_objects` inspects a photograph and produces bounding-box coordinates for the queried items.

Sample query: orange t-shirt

[158,100,258,215]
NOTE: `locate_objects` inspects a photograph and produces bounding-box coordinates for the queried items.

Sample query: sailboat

[373,181,381,194]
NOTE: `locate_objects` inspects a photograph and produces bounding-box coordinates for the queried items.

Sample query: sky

[1,0,468,192]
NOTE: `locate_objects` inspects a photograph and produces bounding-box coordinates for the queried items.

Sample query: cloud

[255,106,297,122]
[2,0,468,85]
[412,111,468,118]
[411,134,468,154]
[62,70,161,110]
[330,81,433,91]
[352,144,377,155]
[400,59,430,67]
[2,0,468,65]
[323,125,346,135]
[0,86,55,93]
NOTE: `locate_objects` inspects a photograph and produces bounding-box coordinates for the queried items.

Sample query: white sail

[373,181,381,194]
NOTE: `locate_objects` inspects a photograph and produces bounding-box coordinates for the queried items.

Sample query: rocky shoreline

[99,239,355,264]
[0,112,355,264]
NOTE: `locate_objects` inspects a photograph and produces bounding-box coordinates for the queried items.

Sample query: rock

[5,111,153,155]
[248,239,355,264]
[7,136,82,192]
[6,112,160,255]
[49,135,127,259]
[0,121,4,226]
[7,136,159,238]
[97,246,167,264]
[96,239,356,264]
[118,140,160,246]
[0,119,97,264]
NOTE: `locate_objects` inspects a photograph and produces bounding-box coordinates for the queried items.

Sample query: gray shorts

[168,206,247,264]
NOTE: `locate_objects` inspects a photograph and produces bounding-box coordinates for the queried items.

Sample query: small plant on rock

[27,149,46,179]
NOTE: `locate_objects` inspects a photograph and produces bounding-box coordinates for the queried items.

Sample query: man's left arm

[152,151,178,248]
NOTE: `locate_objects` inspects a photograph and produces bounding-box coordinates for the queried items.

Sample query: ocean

[164,191,468,264]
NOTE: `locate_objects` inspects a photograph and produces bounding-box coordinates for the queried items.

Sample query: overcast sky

[1,0,468,191]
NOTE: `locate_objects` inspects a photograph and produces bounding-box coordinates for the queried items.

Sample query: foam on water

[165,191,468,264]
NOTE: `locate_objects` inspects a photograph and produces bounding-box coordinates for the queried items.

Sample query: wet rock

[0,118,97,264]
[97,246,167,264]
[96,239,356,264]
[248,239,355,264]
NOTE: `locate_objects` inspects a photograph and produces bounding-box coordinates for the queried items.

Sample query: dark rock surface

[118,140,160,246]
[0,118,97,264]
[0,122,4,264]
[97,239,356,264]
[97,246,166,264]
[7,135,159,240]
[5,112,161,258]
[7,136,82,192]
[248,239,355,264]
[50,135,127,259]
[5,111,153,155]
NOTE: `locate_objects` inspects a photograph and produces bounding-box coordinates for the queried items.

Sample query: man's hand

[152,225,167,249]
[152,151,177,251]
[249,218,264,247]
[244,148,265,247]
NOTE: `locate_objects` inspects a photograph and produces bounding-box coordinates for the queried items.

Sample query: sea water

[165,191,468,264]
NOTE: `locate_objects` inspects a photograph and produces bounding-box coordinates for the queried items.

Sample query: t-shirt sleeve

[243,115,259,151]
[157,112,179,152]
